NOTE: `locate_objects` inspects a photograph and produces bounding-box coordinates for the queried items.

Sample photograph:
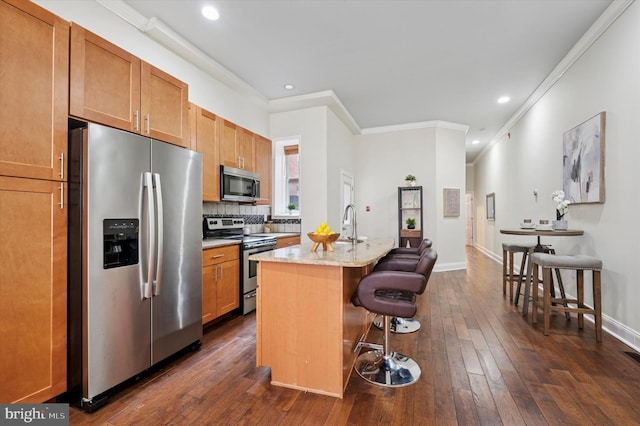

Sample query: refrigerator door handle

[153,173,164,296]
[144,172,155,299]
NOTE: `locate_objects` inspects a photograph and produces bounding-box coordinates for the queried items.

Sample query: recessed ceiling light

[497,96,510,104]
[472,139,480,145]
[201,5,219,21]
[284,84,295,90]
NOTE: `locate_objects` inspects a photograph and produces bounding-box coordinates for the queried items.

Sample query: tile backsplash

[203,202,301,234]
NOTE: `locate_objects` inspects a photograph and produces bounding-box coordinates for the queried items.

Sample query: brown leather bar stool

[351,261,430,387]
[377,239,433,265]
[385,238,432,256]
[371,248,437,333]
[530,253,603,342]
[502,243,535,303]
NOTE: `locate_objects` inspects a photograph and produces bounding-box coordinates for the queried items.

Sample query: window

[274,137,301,216]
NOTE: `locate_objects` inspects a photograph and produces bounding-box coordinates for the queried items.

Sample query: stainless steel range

[203,217,277,314]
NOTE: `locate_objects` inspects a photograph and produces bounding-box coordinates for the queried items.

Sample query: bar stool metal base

[354,350,421,387]
[373,315,421,333]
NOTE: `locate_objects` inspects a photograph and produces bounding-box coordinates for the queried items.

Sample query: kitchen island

[250,238,394,398]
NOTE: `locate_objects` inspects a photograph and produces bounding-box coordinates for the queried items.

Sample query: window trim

[273,136,301,219]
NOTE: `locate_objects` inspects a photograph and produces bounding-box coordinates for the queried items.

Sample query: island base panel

[256,262,373,398]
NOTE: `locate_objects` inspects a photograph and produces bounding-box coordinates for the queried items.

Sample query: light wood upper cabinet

[69,23,140,134]
[255,135,272,205]
[140,61,189,148]
[220,120,256,172]
[220,119,240,168]
[192,105,221,201]
[70,24,189,148]
[239,128,255,172]
[0,176,67,403]
[0,0,68,181]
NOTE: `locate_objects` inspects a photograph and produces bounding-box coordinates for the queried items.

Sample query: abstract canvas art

[562,112,606,204]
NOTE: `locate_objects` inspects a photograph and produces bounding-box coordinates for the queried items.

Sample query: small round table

[500,228,584,250]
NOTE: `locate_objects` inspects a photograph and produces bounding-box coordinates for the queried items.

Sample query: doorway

[465,193,474,246]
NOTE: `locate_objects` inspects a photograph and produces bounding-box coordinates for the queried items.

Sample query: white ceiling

[120,0,615,163]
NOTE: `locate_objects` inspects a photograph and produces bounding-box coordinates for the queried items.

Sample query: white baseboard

[434,261,466,272]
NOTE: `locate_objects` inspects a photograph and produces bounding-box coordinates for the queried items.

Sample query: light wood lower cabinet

[202,245,240,324]
[276,235,300,248]
[0,176,67,403]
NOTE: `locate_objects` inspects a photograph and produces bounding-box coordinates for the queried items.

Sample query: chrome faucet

[342,204,358,243]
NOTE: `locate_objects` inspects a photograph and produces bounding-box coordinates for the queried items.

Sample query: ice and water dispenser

[103,219,139,269]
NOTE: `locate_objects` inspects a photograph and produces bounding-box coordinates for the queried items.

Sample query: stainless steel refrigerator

[68,122,202,410]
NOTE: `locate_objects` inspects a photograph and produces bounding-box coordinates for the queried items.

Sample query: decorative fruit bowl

[307,232,340,252]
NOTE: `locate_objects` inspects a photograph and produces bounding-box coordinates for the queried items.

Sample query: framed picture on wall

[486,193,495,221]
[443,188,460,217]
[562,111,606,204]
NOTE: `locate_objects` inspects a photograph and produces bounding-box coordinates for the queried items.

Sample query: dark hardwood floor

[69,247,640,425]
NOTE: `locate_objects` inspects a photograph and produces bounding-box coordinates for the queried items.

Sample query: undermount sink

[334,238,367,244]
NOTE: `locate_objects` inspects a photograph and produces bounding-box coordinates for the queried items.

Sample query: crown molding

[361,120,469,135]
[473,0,635,165]
[268,90,361,134]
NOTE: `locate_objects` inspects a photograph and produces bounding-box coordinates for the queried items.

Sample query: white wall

[435,127,467,269]
[354,125,467,270]
[327,109,356,227]
[270,107,329,233]
[473,1,640,349]
[35,0,270,137]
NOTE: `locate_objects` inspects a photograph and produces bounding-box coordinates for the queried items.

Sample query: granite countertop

[202,239,241,249]
[248,238,394,267]
[202,232,301,249]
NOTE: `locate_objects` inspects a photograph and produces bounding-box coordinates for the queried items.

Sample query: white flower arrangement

[551,190,570,220]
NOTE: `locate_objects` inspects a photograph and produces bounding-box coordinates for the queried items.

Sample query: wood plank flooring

[69,247,640,425]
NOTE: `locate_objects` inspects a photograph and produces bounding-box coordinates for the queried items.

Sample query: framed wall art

[486,193,495,221]
[562,111,606,204]
[443,188,460,217]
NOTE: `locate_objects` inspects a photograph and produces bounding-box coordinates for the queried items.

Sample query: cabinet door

[255,135,272,205]
[194,106,221,201]
[220,120,240,168]
[69,23,141,134]
[217,259,240,316]
[239,128,255,171]
[0,0,68,181]
[141,62,189,148]
[0,176,67,403]
[202,265,216,325]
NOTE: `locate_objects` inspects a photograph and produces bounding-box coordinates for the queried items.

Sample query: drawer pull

[210,254,225,259]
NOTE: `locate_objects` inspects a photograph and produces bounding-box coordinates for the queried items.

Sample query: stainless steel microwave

[220,165,260,202]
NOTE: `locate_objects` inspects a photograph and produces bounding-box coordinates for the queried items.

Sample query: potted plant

[406,217,416,229]
[287,203,296,214]
[405,174,416,187]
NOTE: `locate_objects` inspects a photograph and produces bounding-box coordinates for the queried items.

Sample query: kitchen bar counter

[249,237,393,267]
[253,238,394,398]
